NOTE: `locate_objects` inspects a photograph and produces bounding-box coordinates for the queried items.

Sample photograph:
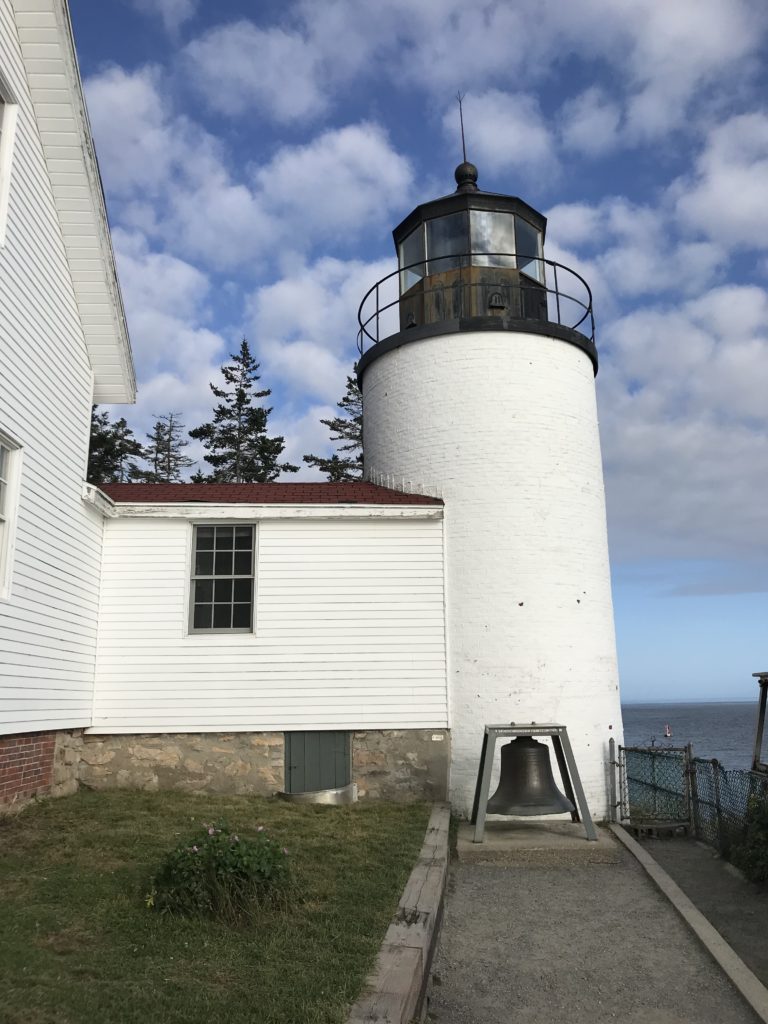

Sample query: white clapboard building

[0,0,623,819]
[0,0,134,805]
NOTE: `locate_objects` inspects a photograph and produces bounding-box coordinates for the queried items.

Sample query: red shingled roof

[99,483,443,506]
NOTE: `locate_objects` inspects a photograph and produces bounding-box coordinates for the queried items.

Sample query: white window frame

[0,70,18,247]
[189,523,256,634]
[0,429,23,601]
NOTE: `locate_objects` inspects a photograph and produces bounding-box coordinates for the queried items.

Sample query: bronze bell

[486,736,575,816]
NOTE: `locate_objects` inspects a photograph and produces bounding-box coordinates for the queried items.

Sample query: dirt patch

[36,924,93,956]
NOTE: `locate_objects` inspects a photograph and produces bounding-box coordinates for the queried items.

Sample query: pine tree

[139,413,195,483]
[303,374,363,481]
[189,339,298,483]
[87,406,146,484]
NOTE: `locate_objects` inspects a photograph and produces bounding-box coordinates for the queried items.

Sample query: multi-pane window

[190,525,254,632]
[0,433,20,599]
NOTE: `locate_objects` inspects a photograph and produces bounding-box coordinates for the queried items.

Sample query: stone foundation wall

[353,730,449,801]
[76,733,285,795]
[52,730,83,798]
[2,728,450,804]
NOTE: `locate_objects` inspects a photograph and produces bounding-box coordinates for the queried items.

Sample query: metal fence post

[609,737,617,823]
[712,759,725,853]
[685,743,699,838]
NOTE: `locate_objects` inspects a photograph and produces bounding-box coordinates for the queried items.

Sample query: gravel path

[649,837,768,989]
[428,844,759,1024]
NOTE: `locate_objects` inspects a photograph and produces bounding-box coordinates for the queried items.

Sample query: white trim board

[105,503,445,521]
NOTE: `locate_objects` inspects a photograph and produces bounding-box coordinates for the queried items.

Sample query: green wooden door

[285,732,351,793]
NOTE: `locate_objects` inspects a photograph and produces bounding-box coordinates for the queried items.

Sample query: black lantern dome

[357,164,597,376]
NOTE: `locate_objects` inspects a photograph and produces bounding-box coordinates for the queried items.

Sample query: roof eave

[105,502,444,521]
[15,0,136,404]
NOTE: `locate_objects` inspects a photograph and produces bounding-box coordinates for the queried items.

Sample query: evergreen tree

[303,374,363,481]
[139,413,195,483]
[87,406,146,484]
[189,339,298,483]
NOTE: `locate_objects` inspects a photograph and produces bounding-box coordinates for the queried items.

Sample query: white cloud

[615,0,763,141]
[253,124,413,244]
[270,403,341,480]
[441,91,557,179]
[131,0,198,34]
[107,228,229,452]
[112,228,209,320]
[84,65,222,198]
[180,0,768,152]
[598,284,768,560]
[162,176,279,271]
[559,87,621,156]
[545,203,603,248]
[249,256,393,402]
[86,66,412,270]
[183,21,327,122]
[674,113,768,249]
[546,197,724,312]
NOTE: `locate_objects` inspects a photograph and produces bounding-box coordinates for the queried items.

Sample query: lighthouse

[358,162,624,819]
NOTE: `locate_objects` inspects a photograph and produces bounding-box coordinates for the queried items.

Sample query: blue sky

[70,0,768,704]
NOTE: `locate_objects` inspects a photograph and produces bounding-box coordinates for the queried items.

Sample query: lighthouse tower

[358,163,624,819]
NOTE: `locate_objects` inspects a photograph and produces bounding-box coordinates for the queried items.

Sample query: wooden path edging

[347,803,451,1024]
[609,823,768,1024]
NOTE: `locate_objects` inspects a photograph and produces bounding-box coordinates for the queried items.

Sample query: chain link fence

[621,746,690,825]
[618,745,768,857]
[689,758,768,855]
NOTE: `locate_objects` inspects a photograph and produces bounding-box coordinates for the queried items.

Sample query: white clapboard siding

[0,1,105,735]
[92,515,449,732]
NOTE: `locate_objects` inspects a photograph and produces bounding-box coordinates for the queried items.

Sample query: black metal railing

[357,253,595,356]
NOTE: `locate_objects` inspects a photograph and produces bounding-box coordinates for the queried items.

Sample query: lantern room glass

[469,210,516,268]
[398,227,426,291]
[396,207,545,293]
[426,210,469,274]
[515,217,543,282]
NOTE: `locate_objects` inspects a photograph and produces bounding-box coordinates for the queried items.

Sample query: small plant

[147,821,292,921]
[732,796,768,884]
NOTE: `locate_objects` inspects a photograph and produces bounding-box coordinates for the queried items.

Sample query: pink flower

[282,847,289,855]
[191,845,198,853]
[207,827,215,836]
[256,826,265,832]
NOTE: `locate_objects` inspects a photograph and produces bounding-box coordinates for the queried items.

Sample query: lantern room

[395,161,547,328]
[357,163,597,377]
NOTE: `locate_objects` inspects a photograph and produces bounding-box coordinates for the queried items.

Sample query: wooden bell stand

[470,723,597,843]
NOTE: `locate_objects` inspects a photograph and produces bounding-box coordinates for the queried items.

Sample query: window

[426,210,469,274]
[0,431,21,600]
[469,209,516,269]
[190,525,255,632]
[398,227,426,293]
[0,73,18,246]
[515,217,544,283]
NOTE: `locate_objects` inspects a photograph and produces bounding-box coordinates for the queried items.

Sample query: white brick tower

[357,163,624,818]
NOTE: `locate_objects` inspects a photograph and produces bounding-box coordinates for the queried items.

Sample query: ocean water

[621,702,764,770]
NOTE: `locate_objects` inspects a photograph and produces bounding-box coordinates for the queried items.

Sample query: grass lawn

[0,790,430,1024]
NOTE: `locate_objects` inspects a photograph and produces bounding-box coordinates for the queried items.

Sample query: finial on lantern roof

[454,160,479,192]
[454,91,479,192]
